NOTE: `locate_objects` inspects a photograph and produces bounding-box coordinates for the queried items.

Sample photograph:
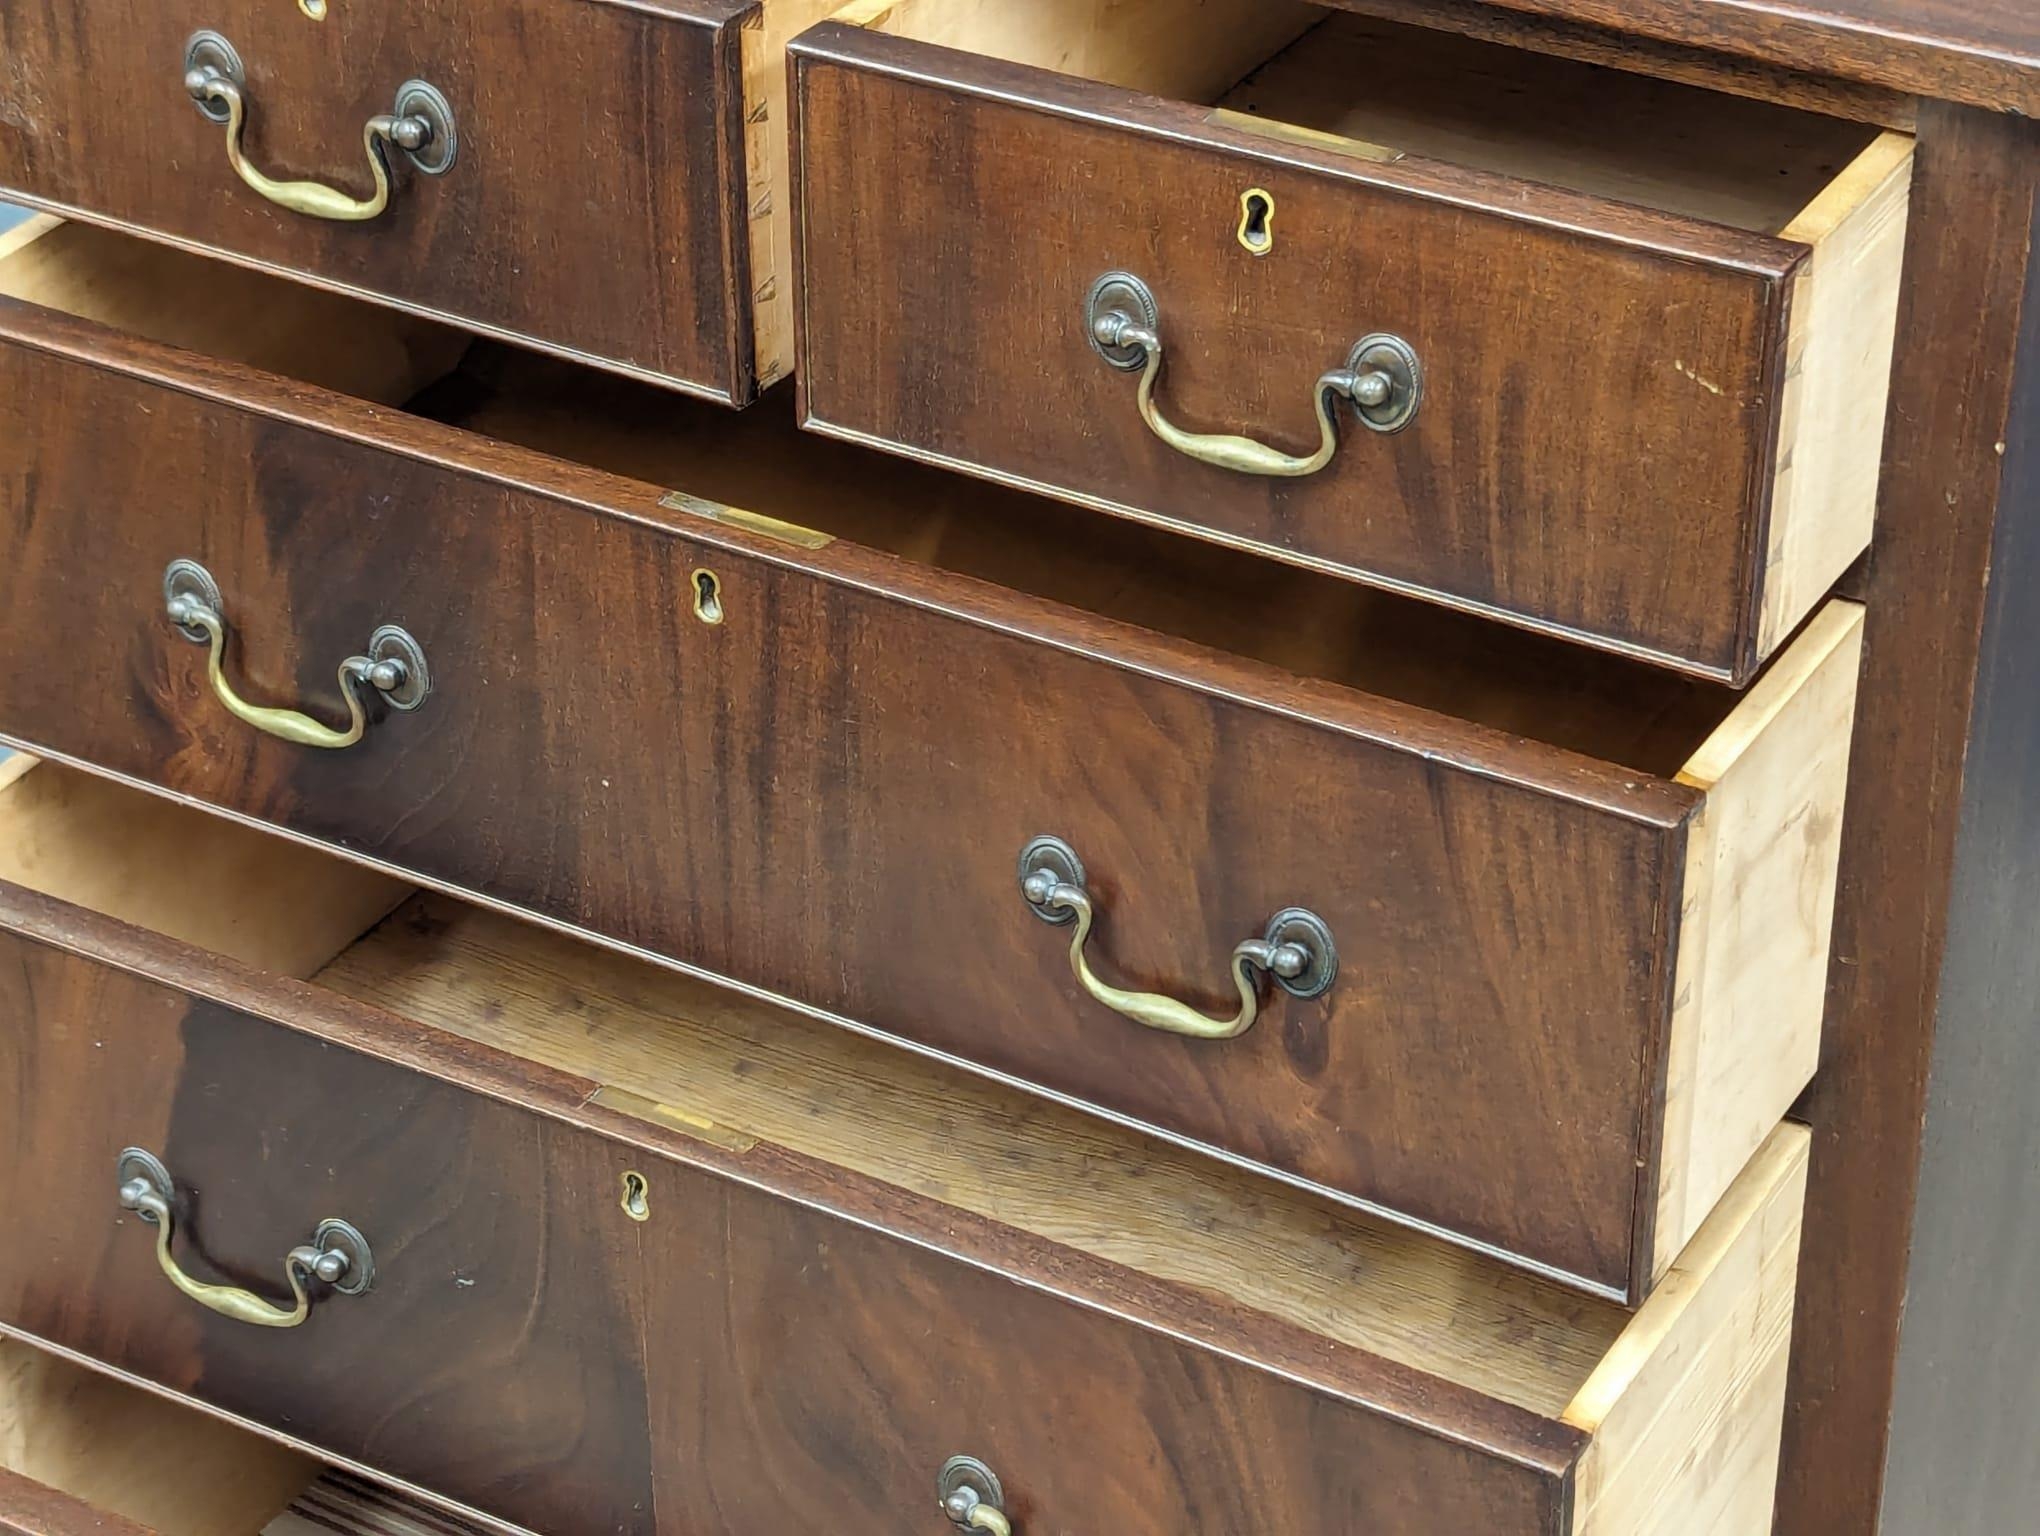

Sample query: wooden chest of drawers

[0,221,1860,1302]
[0,3,2036,1534]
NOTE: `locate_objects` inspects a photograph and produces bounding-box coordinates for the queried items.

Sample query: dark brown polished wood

[1316,0,2040,115]
[0,918,657,1533]
[0,0,758,401]
[0,884,1586,1536]
[0,290,1784,1302]
[1777,103,2040,1536]
[789,20,1870,683]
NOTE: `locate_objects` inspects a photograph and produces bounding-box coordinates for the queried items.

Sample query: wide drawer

[0,221,1858,1303]
[0,759,1809,1535]
[789,3,1912,682]
[0,0,861,403]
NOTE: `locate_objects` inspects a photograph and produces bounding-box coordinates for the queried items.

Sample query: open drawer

[0,758,1809,1535]
[0,1334,485,1536]
[788,2,1912,682]
[0,219,1856,1303]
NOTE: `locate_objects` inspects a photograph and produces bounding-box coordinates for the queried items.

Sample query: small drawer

[0,760,1810,1535]
[788,3,1912,682]
[0,0,858,402]
[0,220,1858,1303]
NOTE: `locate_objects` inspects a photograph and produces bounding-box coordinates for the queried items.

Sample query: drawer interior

[833,1,1906,237]
[0,1336,319,1534]
[0,753,1801,1451]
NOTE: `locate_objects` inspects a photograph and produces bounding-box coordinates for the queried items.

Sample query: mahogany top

[1348,0,2040,115]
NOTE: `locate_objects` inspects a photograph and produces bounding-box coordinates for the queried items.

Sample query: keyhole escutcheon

[1237,188,1275,255]
[691,568,724,626]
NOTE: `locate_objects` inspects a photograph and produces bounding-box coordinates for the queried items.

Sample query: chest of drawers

[0,4,2035,1535]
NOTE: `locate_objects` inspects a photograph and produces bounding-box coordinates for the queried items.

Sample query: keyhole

[299,0,329,18]
[691,568,724,626]
[619,1170,650,1222]
[1237,188,1275,255]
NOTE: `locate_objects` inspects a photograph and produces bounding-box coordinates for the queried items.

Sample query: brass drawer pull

[183,30,457,223]
[938,1457,1012,1535]
[1086,271,1421,477]
[115,1148,374,1330]
[1018,836,1336,1040]
[163,559,429,750]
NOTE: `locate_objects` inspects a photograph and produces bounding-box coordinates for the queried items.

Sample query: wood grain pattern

[0,1341,315,1536]
[1758,132,1913,657]
[1655,602,1861,1282]
[318,892,1625,1417]
[1567,1128,1807,1536]
[789,14,1899,680]
[0,0,756,400]
[0,933,658,1533]
[0,885,1583,1535]
[0,230,1855,1302]
[0,768,1809,1535]
[1313,0,2040,116]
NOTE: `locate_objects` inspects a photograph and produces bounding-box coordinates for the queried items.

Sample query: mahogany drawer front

[788,4,1912,683]
[0,763,1812,1536]
[0,945,658,1526]
[0,0,775,401]
[0,222,1860,1303]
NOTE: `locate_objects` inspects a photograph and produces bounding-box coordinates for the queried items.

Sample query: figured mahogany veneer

[0,220,1855,1302]
[790,2,1911,682]
[0,0,866,403]
[0,759,1809,1536]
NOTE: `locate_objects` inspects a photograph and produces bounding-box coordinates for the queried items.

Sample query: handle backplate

[163,558,429,750]
[1085,271,1422,476]
[938,1456,1012,1535]
[115,1147,374,1329]
[183,29,456,223]
[1018,835,1337,1040]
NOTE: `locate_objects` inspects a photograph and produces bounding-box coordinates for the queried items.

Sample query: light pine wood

[1759,132,1916,656]
[1567,1127,1810,1535]
[1658,602,1864,1279]
[743,0,851,392]
[0,220,469,406]
[0,759,408,978]
[0,1339,317,1536]
[832,0,1324,102]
